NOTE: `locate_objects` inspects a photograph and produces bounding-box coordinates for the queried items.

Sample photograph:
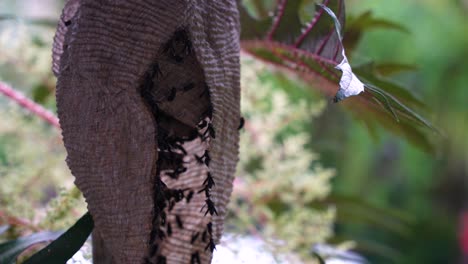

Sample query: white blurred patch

[212,234,302,264]
[66,235,367,264]
[334,50,365,102]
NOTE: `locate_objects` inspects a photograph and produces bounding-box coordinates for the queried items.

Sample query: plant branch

[0,211,39,232]
[294,0,330,47]
[266,0,288,40]
[0,82,60,129]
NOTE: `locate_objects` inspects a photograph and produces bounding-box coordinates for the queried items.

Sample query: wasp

[156,255,167,264]
[175,215,184,229]
[149,244,158,257]
[186,190,194,203]
[158,151,185,171]
[199,82,210,98]
[140,62,162,117]
[190,232,200,244]
[203,172,215,189]
[238,117,245,130]
[195,151,210,166]
[167,87,177,101]
[163,29,192,63]
[159,211,166,225]
[183,82,195,92]
[168,200,176,211]
[202,230,207,243]
[205,238,216,252]
[166,222,172,236]
[197,187,210,198]
[171,142,187,155]
[190,252,201,264]
[149,229,157,244]
[158,228,166,239]
[202,124,216,140]
[197,119,208,129]
[167,166,187,179]
[201,199,218,216]
[165,188,184,203]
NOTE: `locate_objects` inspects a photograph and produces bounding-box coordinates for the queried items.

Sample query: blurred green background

[321,0,467,263]
[1,0,467,263]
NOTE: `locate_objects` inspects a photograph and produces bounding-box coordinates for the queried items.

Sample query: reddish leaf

[240,0,436,150]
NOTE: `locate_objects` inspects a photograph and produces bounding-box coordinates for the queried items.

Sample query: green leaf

[312,193,413,238]
[23,212,93,264]
[242,40,340,88]
[238,3,272,40]
[342,94,435,152]
[354,65,424,107]
[364,83,435,131]
[240,0,346,63]
[373,62,418,76]
[242,40,436,151]
[32,84,52,104]
[348,11,409,33]
[241,0,437,151]
[266,0,304,43]
[352,237,402,263]
[344,11,409,53]
[0,231,61,264]
[240,0,277,20]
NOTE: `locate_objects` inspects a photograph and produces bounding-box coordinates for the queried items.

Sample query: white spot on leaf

[334,50,364,102]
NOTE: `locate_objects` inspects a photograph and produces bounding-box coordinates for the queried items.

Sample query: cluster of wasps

[139,29,219,264]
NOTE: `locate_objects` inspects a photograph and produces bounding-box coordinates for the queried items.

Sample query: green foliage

[0,104,86,231]
[241,1,463,263]
[0,105,83,222]
[227,58,337,261]
[240,0,436,153]
[0,2,57,109]
[37,187,84,231]
[0,231,61,264]
[0,1,463,264]
[0,213,91,264]
[24,213,93,264]
[344,11,409,54]
[0,3,87,256]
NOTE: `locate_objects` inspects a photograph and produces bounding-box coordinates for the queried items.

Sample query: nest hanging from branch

[53,1,240,263]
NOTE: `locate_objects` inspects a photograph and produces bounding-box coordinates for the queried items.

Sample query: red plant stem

[241,40,338,66]
[274,46,340,81]
[266,0,287,40]
[0,82,60,129]
[0,210,39,231]
[294,0,331,48]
